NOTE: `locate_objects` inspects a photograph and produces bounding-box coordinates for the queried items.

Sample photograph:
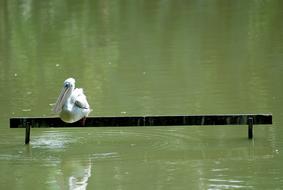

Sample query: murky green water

[1,0,283,189]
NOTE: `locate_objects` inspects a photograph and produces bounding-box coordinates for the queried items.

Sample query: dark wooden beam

[10,114,272,128]
[10,114,272,144]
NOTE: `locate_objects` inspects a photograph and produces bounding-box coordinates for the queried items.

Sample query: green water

[1,0,283,189]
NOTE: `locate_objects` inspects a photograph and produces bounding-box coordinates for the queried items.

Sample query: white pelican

[53,78,91,124]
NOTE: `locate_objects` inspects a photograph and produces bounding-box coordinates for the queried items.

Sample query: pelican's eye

[64,83,70,88]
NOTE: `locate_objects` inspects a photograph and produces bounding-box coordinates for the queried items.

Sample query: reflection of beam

[10,114,272,143]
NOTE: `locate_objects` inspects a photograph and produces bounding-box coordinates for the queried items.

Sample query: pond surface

[0,0,283,189]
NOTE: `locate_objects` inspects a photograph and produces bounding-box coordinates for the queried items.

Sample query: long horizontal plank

[10,114,272,128]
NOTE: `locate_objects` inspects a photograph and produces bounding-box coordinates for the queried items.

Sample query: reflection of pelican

[53,78,91,124]
[68,160,92,190]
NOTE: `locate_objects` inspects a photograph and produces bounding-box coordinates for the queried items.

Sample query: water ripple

[92,152,120,161]
[32,131,77,149]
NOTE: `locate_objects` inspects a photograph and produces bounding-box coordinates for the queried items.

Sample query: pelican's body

[53,78,91,123]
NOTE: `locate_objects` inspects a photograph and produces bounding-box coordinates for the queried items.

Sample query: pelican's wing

[73,88,90,109]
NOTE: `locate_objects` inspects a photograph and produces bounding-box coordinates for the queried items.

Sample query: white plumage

[53,78,91,123]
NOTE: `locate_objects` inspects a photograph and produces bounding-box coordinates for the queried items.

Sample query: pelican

[53,78,91,124]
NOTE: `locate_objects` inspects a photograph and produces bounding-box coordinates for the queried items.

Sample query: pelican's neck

[64,87,74,104]
[65,87,77,110]
[53,85,75,113]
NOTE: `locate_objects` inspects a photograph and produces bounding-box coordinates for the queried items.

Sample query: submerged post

[25,122,31,144]
[248,117,253,139]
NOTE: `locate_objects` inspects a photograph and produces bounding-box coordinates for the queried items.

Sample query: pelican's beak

[53,85,71,113]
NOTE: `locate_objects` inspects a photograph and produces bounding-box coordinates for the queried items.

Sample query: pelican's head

[63,78,76,89]
[53,78,76,113]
